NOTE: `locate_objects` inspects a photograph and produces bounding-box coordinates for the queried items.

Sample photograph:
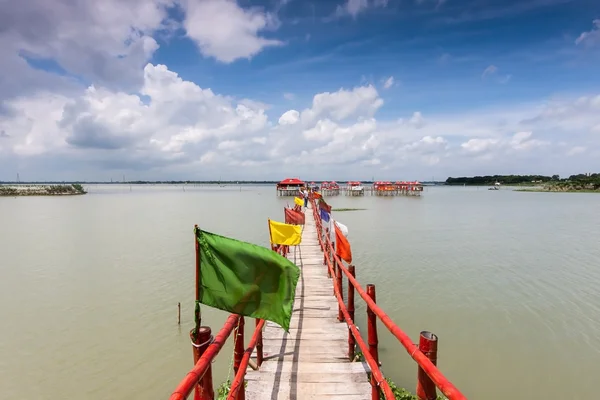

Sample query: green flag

[196,228,300,332]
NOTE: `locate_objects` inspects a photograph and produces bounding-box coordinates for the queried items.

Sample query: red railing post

[255,318,263,367]
[416,331,438,400]
[233,316,245,400]
[366,284,380,400]
[190,326,214,400]
[336,253,343,322]
[347,265,356,360]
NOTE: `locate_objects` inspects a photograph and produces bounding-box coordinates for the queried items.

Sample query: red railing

[172,207,467,400]
[311,197,467,400]
[170,227,272,400]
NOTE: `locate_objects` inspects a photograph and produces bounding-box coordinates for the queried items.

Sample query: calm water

[1,185,599,399]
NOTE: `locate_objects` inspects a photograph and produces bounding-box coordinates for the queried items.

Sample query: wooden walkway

[245,204,371,399]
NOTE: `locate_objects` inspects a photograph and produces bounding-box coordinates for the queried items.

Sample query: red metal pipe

[326,259,395,400]
[189,326,214,400]
[336,246,343,322]
[347,265,356,361]
[255,318,263,367]
[233,316,245,400]
[171,314,240,400]
[416,331,438,400]
[328,247,467,400]
[228,319,266,400]
[367,284,380,400]
[312,198,465,399]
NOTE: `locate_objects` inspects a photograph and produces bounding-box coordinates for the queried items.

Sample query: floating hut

[396,181,424,195]
[276,178,305,196]
[373,181,396,196]
[321,181,340,196]
[344,181,365,196]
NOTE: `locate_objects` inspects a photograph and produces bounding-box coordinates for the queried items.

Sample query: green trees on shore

[445,173,600,191]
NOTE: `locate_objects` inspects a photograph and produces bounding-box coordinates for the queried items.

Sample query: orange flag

[334,223,352,263]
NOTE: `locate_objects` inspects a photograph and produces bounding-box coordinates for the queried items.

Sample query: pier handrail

[227,319,266,399]
[169,314,240,400]
[311,198,467,400]
[170,314,265,400]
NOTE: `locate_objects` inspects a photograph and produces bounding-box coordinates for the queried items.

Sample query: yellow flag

[269,220,302,246]
[294,197,304,207]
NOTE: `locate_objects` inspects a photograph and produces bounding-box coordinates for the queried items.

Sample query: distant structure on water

[276,178,424,197]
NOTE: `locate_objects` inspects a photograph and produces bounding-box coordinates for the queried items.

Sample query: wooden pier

[245,208,372,399]
[171,199,467,400]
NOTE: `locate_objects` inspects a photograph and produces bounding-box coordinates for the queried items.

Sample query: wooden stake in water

[178,302,181,325]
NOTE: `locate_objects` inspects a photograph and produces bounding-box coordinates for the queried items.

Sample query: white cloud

[0,0,172,97]
[334,0,388,18]
[383,76,395,89]
[279,110,300,125]
[575,20,600,46]
[300,85,384,124]
[183,0,283,63]
[482,65,512,85]
[283,92,295,100]
[482,65,498,78]
[1,61,600,180]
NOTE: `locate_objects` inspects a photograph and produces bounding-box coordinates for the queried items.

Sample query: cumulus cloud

[279,110,300,125]
[183,0,283,63]
[300,85,384,125]
[1,63,600,180]
[0,0,172,97]
[575,20,600,46]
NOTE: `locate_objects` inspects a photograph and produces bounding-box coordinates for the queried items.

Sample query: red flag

[284,207,305,225]
[319,198,331,213]
[334,223,352,263]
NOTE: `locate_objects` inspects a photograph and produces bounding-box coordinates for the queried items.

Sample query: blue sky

[0,0,599,181]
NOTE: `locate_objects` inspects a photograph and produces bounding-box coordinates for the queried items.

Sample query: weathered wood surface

[245,205,371,399]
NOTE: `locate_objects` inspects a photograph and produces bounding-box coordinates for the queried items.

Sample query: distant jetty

[0,184,87,196]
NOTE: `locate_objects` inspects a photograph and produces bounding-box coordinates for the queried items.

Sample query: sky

[0,0,599,181]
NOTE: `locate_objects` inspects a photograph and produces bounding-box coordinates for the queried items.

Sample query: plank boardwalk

[246,204,372,399]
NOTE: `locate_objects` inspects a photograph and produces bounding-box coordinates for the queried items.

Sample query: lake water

[1,184,599,399]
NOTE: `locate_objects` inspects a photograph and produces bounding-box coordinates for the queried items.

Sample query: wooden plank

[246,207,371,399]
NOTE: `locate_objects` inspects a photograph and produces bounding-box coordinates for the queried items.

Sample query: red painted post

[416,331,438,400]
[366,284,379,400]
[347,265,356,360]
[336,255,343,322]
[255,318,263,367]
[233,316,245,400]
[190,326,214,400]
[323,228,328,268]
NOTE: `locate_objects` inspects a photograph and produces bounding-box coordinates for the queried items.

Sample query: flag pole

[194,224,201,336]
[267,219,274,251]
[191,225,215,399]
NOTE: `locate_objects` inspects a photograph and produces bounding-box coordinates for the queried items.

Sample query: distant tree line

[445,175,554,185]
[445,173,600,186]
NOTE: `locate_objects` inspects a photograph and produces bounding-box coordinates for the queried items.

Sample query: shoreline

[0,184,87,197]
[514,188,600,193]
